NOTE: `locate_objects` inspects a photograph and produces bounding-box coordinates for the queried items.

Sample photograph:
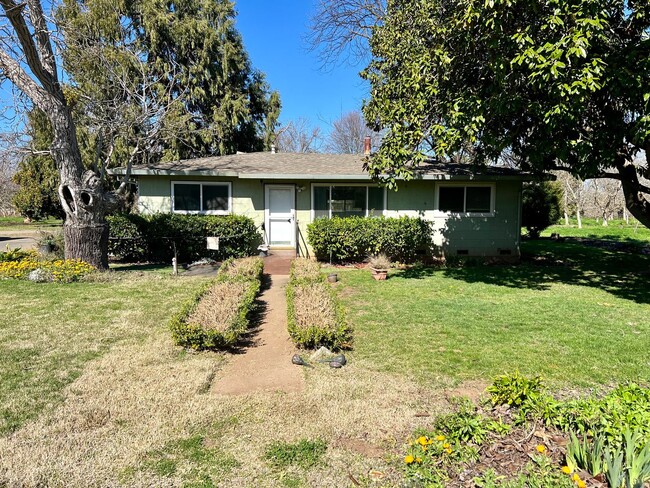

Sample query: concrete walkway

[212,264,304,395]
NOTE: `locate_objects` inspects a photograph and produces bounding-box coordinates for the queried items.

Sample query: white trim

[170,181,232,215]
[310,183,387,222]
[265,184,296,248]
[433,182,496,218]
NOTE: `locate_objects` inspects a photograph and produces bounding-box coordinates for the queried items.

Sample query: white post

[172,257,178,275]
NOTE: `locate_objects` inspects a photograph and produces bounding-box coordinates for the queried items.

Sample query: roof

[109,152,531,181]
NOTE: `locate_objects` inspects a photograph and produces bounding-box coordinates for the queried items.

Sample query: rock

[28,268,52,283]
[309,346,332,361]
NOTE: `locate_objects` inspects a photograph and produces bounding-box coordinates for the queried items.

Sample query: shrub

[288,258,322,283]
[107,213,262,263]
[522,181,563,238]
[170,257,263,350]
[106,214,148,262]
[307,216,433,263]
[286,259,351,349]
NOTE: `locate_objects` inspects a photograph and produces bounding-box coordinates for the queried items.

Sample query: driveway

[0,231,38,251]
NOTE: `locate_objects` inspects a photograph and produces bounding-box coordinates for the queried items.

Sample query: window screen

[465,187,491,213]
[203,184,229,212]
[174,184,201,212]
[438,187,465,212]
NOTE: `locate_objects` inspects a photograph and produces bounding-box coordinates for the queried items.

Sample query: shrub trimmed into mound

[170,257,263,350]
[286,258,351,350]
[107,213,262,263]
[307,216,433,263]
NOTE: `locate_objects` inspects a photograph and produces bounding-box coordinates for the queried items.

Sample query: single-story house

[111,151,530,259]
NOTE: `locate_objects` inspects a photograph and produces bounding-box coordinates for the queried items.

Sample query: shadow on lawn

[398,239,650,305]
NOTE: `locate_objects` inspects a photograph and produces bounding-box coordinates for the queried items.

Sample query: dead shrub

[289,258,322,283]
[187,282,249,333]
[287,281,351,350]
[217,257,264,282]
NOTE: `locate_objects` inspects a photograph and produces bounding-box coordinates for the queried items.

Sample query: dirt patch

[444,379,490,404]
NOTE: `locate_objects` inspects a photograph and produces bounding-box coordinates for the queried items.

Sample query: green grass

[264,439,328,470]
[338,238,650,388]
[542,218,650,248]
[0,272,210,435]
[0,216,62,233]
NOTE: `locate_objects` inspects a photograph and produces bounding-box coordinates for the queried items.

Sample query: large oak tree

[362,0,650,227]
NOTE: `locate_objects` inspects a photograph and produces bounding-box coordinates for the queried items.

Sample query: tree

[276,118,322,153]
[308,0,386,67]
[324,110,382,154]
[555,172,586,228]
[522,181,563,238]
[362,0,650,228]
[0,136,18,216]
[586,179,623,226]
[0,0,280,267]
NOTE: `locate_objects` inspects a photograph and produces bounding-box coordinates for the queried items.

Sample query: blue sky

[234,1,369,134]
[0,1,367,137]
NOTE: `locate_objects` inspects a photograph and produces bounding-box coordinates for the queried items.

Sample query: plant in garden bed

[170,257,263,350]
[0,250,94,282]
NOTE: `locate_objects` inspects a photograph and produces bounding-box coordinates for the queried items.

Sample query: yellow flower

[444,447,452,454]
[572,474,581,482]
[561,466,572,474]
[536,444,546,453]
[577,481,586,488]
[415,457,422,464]
[417,436,428,446]
[442,443,451,449]
[404,455,415,464]
[435,435,446,441]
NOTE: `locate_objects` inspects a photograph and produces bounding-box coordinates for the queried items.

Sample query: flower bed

[170,257,264,350]
[0,250,94,283]
[402,373,650,487]
[286,258,351,350]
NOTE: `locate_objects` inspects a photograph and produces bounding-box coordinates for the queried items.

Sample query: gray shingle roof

[109,152,530,180]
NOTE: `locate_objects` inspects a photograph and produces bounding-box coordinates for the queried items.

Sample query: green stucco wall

[136,176,522,258]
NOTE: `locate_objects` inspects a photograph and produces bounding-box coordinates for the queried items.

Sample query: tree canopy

[362,0,650,225]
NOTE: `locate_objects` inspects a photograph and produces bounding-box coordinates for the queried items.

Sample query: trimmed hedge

[307,216,433,263]
[107,213,262,263]
[286,258,351,350]
[170,257,264,350]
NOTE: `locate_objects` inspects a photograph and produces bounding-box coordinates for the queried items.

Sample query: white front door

[265,185,296,247]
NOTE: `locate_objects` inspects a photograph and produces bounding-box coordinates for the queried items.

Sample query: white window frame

[310,183,388,221]
[171,181,232,215]
[434,182,496,217]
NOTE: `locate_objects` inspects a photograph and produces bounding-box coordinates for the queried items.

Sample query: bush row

[307,216,433,263]
[107,213,262,263]
[286,258,351,350]
[170,257,264,350]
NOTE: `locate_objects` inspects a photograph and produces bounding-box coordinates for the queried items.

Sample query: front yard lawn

[338,238,650,388]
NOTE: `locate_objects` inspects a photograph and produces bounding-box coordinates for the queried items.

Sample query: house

[110,151,530,259]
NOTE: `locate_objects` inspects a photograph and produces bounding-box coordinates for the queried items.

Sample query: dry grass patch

[187,281,249,332]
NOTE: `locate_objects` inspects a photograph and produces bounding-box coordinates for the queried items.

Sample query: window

[437,185,494,215]
[312,185,385,219]
[172,182,231,214]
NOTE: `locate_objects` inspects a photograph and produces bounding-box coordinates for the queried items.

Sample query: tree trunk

[616,159,650,229]
[576,209,582,228]
[49,100,110,269]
